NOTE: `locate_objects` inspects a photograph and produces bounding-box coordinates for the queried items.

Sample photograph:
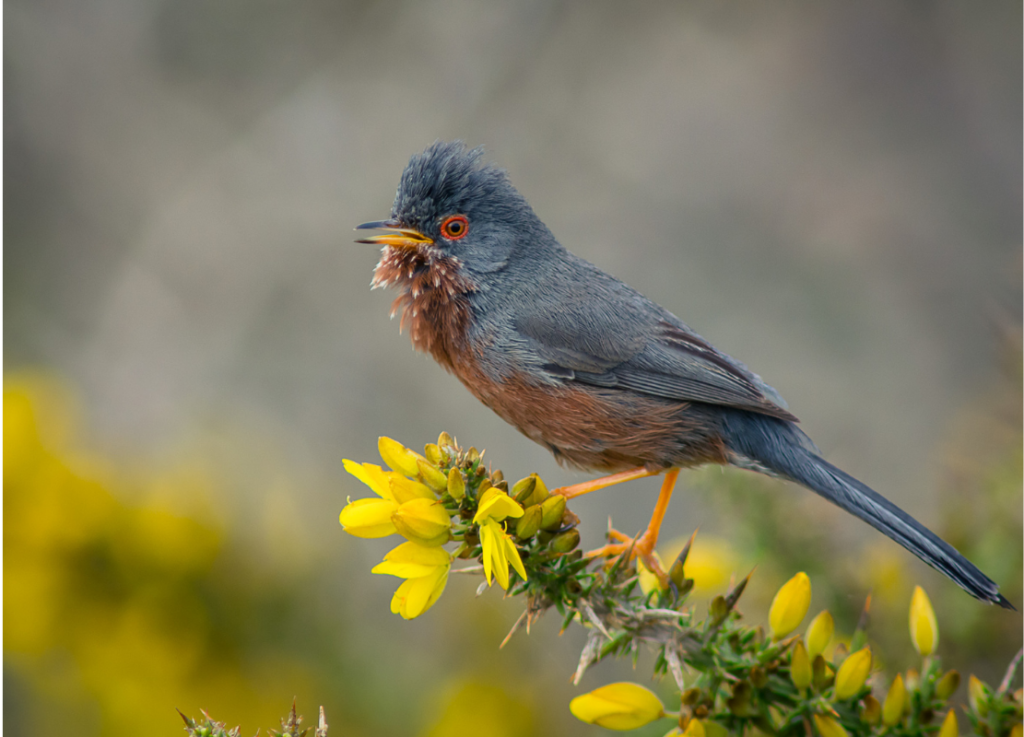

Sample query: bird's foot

[585,527,669,588]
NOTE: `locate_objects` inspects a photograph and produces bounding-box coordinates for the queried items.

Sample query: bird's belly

[453,360,728,472]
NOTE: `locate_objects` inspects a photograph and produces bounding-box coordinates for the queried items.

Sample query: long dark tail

[722,410,1013,609]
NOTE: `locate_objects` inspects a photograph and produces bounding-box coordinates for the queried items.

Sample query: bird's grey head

[357,141,555,276]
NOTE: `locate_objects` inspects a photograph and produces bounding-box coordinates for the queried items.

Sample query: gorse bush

[329,433,1023,737]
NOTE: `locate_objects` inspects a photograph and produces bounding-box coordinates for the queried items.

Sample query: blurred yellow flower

[790,640,811,690]
[372,541,452,619]
[339,497,399,538]
[392,498,452,546]
[806,610,834,659]
[769,572,811,640]
[659,534,738,595]
[937,710,958,737]
[638,552,668,596]
[683,717,706,737]
[569,682,665,731]
[813,714,849,737]
[882,674,905,726]
[834,647,872,700]
[909,585,938,656]
[479,519,527,590]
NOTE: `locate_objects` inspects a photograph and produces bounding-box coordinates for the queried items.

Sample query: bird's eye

[440,215,469,240]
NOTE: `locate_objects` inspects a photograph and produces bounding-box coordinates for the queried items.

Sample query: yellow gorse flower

[569,682,665,731]
[806,610,834,659]
[683,718,706,737]
[371,541,451,619]
[834,646,872,700]
[909,585,938,656]
[378,436,422,477]
[392,498,451,547]
[479,518,527,590]
[937,709,958,737]
[473,486,525,524]
[791,640,812,690]
[882,674,905,726]
[769,572,811,640]
[340,460,400,537]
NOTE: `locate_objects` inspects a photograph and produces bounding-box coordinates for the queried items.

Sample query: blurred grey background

[7,0,1020,522]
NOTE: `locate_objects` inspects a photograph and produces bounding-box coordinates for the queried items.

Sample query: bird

[355,140,1011,608]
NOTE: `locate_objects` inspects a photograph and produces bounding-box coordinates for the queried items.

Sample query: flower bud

[861,695,881,725]
[791,640,812,690]
[937,710,958,737]
[935,670,960,700]
[540,494,567,530]
[806,610,834,659]
[550,528,581,553]
[437,431,455,450]
[392,498,451,547]
[909,586,938,656]
[882,674,905,726]
[447,468,465,501]
[702,721,728,737]
[1010,723,1022,737]
[968,675,987,716]
[423,443,442,465]
[339,497,398,538]
[769,572,812,640]
[511,475,536,503]
[834,647,872,700]
[812,655,833,691]
[569,682,665,731]
[465,446,480,465]
[813,714,849,737]
[515,505,543,540]
[416,459,448,493]
[378,436,420,477]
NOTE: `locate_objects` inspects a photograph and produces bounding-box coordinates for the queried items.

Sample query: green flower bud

[540,494,567,530]
[515,505,543,540]
[935,671,960,701]
[550,528,580,553]
[436,431,454,450]
[882,674,905,726]
[512,475,536,503]
[861,695,881,726]
[791,640,811,690]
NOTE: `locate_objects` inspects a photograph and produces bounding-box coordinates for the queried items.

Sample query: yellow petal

[480,519,510,589]
[378,436,420,477]
[813,714,849,737]
[882,674,905,726]
[834,647,872,700]
[909,586,938,656]
[417,459,448,492]
[389,473,436,504]
[390,566,449,619]
[339,497,398,538]
[769,572,811,640]
[503,532,528,582]
[569,682,665,731]
[791,640,811,690]
[343,459,393,500]
[806,610,834,659]
[392,498,451,547]
[473,487,524,524]
[372,541,452,578]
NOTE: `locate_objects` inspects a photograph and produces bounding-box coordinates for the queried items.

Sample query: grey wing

[514,289,797,422]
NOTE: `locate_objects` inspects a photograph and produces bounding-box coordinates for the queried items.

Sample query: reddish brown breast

[372,245,477,370]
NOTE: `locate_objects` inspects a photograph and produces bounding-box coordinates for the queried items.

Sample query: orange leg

[553,467,658,499]
[586,468,681,583]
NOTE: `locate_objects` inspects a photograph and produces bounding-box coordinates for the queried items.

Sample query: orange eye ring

[440,215,469,240]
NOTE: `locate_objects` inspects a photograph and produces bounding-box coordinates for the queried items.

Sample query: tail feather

[723,411,1013,609]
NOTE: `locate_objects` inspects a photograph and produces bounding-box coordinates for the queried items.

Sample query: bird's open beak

[355,220,434,249]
